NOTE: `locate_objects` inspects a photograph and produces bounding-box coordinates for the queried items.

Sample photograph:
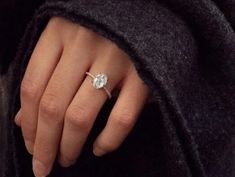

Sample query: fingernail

[25,140,34,155]
[32,159,47,177]
[59,156,76,167]
[93,147,106,157]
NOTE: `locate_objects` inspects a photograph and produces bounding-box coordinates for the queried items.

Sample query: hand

[15,17,150,177]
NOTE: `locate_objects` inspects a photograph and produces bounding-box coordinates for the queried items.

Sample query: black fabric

[0,0,235,177]
[0,0,43,74]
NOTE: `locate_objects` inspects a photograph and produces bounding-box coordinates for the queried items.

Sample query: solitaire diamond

[93,73,108,89]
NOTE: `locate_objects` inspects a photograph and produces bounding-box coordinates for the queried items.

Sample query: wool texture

[0,0,235,177]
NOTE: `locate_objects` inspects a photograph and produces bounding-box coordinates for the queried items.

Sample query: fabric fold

[3,0,235,177]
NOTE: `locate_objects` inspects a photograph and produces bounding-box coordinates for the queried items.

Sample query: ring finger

[58,54,127,167]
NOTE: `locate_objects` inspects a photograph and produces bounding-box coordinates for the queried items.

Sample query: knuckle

[41,17,65,42]
[21,78,40,101]
[46,17,64,32]
[112,112,135,129]
[39,93,61,119]
[65,104,90,129]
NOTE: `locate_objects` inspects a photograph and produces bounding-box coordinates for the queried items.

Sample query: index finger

[20,24,63,154]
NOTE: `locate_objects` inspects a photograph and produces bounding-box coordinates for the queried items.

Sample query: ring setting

[85,72,112,99]
[93,73,108,89]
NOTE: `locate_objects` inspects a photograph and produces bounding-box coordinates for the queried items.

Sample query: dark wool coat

[0,0,235,177]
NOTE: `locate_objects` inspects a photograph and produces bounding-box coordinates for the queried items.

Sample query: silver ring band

[85,72,112,99]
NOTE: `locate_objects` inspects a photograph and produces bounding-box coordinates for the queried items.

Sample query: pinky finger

[93,66,150,156]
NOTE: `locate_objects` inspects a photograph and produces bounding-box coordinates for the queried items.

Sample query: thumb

[15,109,22,127]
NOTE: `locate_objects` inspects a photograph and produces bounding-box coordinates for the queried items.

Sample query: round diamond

[93,73,108,89]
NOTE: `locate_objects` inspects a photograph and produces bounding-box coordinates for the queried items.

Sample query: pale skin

[14,17,150,177]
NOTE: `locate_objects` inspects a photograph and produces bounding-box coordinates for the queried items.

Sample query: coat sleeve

[8,0,235,177]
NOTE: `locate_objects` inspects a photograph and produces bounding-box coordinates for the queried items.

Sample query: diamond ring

[85,72,112,99]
